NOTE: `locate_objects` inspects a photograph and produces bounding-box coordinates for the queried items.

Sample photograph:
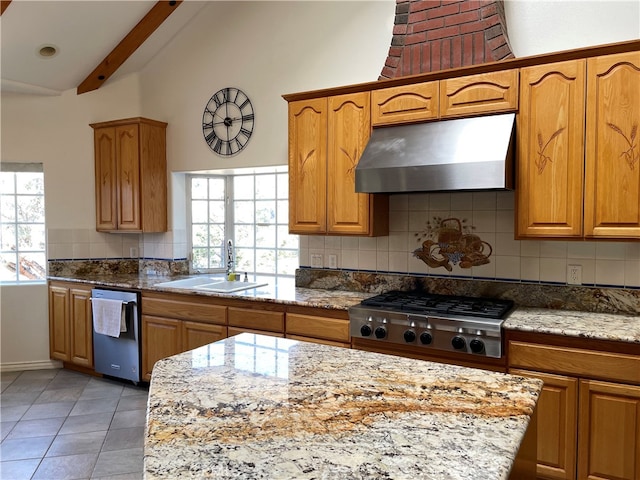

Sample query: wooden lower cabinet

[510,369,578,480]
[285,312,349,345]
[578,380,640,480]
[228,307,284,333]
[183,321,226,351]
[228,327,284,338]
[141,315,183,381]
[48,282,93,368]
[508,334,640,480]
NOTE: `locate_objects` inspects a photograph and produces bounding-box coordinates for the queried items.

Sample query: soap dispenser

[243,272,249,282]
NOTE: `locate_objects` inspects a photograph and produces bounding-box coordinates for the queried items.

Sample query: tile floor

[0,368,149,479]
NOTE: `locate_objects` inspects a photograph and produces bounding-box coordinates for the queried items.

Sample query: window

[188,169,298,277]
[0,163,46,283]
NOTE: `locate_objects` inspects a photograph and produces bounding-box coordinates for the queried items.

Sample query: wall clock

[202,87,255,156]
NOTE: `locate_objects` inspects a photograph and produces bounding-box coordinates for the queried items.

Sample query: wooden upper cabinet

[371,81,439,126]
[516,60,586,238]
[328,92,388,236]
[288,98,327,234]
[91,117,168,233]
[440,70,519,118]
[584,51,640,238]
[288,94,388,236]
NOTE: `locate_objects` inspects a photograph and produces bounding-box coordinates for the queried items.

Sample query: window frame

[0,162,47,284]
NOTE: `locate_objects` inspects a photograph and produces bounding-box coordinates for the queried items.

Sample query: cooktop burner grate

[360,291,513,319]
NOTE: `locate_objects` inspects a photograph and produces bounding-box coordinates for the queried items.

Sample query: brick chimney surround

[381,0,514,79]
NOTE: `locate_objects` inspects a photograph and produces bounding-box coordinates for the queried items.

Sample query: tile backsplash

[299,191,640,289]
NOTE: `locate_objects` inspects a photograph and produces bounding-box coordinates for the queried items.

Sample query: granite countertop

[145,333,542,480]
[505,307,640,345]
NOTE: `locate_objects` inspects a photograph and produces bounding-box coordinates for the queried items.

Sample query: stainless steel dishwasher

[91,288,141,384]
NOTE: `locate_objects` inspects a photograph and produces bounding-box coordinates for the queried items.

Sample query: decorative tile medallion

[413,217,492,271]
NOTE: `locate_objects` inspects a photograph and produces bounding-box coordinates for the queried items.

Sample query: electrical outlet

[567,264,582,285]
[328,254,338,269]
[310,254,323,268]
[129,247,138,258]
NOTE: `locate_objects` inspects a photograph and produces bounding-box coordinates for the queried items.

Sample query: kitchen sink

[153,276,225,288]
[194,281,268,293]
[154,276,267,293]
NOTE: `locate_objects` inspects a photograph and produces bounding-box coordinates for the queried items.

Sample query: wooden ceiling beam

[77,0,183,95]
[1,1,12,16]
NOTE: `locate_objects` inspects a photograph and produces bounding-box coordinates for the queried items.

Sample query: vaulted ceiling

[1,0,208,96]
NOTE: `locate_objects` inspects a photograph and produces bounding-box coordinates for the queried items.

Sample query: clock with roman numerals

[202,87,255,156]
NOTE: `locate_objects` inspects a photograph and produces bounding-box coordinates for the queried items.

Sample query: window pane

[234,201,254,224]
[209,200,225,223]
[256,174,275,199]
[276,200,288,225]
[1,196,16,222]
[235,247,254,272]
[256,249,276,274]
[277,226,298,249]
[16,173,44,194]
[208,248,222,269]
[235,224,254,247]
[277,173,288,198]
[208,178,225,200]
[277,250,299,275]
[17,195,44,222]
[209,224,225,246]
[256,225,276,248]
[192,248,209,269]
[1,224,16,251]
[256,201,275,224]
[19,252,46,279]
[0,172,15,194]
[234,176,254,200]
[0,252,18,281]
[191,178,208,199]
[191,224,209,247]
[191,200,208,223]
[18,224,45,250]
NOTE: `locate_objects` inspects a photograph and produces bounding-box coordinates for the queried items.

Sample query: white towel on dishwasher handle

[92,298,126,337]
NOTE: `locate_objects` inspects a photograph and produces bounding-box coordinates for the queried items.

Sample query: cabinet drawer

[228,307,284,333]
[509,341,640,385]
[228,327,284,338]
[286,334,350,348]
[142,295,226,325]
[371,82,439,126]
[440,69,518,117]
[286,313,350,343]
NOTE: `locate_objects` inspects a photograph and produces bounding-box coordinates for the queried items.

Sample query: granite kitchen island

[145,334,541,479]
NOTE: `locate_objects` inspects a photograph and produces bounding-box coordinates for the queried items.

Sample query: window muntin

[0,163,46,283]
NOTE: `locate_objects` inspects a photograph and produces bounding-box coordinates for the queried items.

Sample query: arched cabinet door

[585,51,640,239]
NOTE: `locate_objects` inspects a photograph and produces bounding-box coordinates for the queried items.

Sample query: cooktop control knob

[419,332,433,345]
[403,330,416,343]
[452,336,466,350]
[360,324,372,337]
[374,326,387,339]
[470,339,485,353]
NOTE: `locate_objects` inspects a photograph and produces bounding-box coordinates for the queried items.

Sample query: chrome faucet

[226,239,234,275]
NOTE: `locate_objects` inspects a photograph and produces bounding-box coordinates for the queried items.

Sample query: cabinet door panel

[116,124,141,231]
[516,60,586,237]
[228,307,284,333]
[578,380,640,480]
[141,315,182,381]
[69,287,93,368]
[94,128,118,231]
[183,322,227,351]
[288,98,327,234]
[371,82,439,126]
[511,369,578,480]
[585,51,640,238]
[440,70,518,118]
[327,92,372,235]
[286,313,349,343]
[49,285,70,361]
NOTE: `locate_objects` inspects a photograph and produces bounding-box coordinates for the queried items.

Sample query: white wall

[1,1,638,368]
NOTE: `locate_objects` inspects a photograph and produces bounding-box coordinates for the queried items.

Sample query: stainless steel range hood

[355,113,515,193]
